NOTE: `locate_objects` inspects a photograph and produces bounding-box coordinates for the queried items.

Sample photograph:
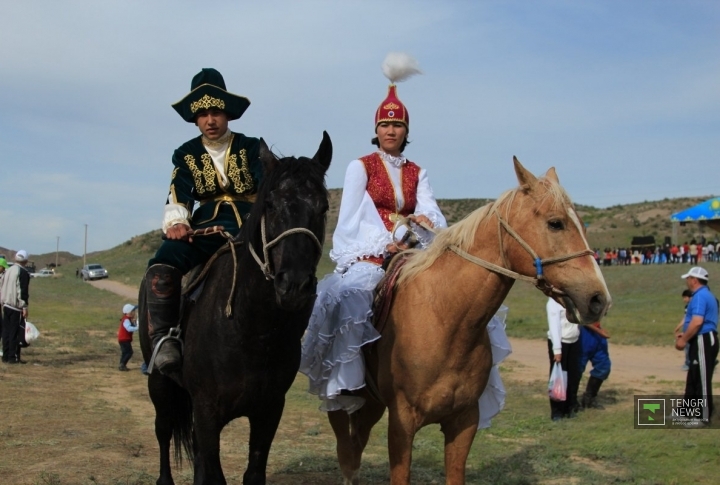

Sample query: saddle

[372,251,414,335]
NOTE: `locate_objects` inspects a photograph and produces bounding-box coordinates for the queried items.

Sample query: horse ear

[545,167,559,184]
[311,131,332,174]
[258,138,279,174]
[513,156,538,192]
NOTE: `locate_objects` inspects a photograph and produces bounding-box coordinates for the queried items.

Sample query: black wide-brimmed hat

[172,68,250,123]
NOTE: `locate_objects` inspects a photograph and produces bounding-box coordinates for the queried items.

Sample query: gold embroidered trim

[185,155,205,195]
[202,130,232,149]
[190,94,226,113]
[200,154,217,192]
[227,148,253,193]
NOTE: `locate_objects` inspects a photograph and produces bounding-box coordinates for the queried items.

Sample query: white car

[31,269,55,278]
[81,264,108,281]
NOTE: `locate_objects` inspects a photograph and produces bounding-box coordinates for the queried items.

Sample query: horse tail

[170,383,194,465]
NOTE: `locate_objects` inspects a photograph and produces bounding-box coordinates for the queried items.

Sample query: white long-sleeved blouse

[330,151,447,272]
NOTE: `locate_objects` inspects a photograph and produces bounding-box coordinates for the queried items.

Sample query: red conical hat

[374,53,421,130]
[375,84,409,128]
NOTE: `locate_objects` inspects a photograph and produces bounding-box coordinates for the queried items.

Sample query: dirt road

[90,279,707,391]
[89,278,140,300]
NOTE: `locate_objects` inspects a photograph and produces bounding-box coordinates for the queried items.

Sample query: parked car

[81,264,108,281]
[31,268,55,278]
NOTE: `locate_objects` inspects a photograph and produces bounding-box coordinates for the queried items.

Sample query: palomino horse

[139,133,332,485]
[328,157,611,485]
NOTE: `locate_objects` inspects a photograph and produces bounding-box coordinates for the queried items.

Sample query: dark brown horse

[328,158,611,484]
[139,133,332,485]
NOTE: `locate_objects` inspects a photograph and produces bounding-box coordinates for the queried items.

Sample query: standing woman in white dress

[299,53,447,413]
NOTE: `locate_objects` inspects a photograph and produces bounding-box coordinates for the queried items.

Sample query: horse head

[247,131,332,310]
[501,157,611,323]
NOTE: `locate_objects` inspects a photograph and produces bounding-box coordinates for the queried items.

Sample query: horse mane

[396,176,572,284]
[240,155,329,243]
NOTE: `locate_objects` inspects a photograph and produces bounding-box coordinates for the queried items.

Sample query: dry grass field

[2,264,719,484]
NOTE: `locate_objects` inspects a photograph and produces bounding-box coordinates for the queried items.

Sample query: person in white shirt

[547,298,581,420]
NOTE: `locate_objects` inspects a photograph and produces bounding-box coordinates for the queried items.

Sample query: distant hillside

[3,194,716,285]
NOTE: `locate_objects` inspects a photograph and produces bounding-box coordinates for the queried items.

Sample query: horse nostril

[589,292,606,316]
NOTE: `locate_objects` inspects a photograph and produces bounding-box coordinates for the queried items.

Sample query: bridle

[394,208,593,298]
[248,215,323,280]
[448,208,593,297]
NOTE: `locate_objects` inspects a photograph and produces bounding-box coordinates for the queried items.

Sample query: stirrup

[148,327,184,374]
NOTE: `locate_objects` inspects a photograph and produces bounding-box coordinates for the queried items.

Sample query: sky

[1,0,718,256]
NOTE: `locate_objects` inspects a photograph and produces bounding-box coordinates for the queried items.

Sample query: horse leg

[440,407,479,485]
[148,375,185,485]
[154,407,175,485]
[192,403,226,485]
[328,398,386,485]
[386,399,419,485]
[243,398,285,485]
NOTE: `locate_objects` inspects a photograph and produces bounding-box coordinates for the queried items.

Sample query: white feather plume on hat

[382,52,422,84]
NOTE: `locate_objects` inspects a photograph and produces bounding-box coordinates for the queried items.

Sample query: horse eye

[548,220,565,230]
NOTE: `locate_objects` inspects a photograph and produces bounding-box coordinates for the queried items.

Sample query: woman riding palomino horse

[299,54,515,484]
[323,158,611,485]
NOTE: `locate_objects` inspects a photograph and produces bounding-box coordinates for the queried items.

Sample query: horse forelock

[397,175,573,284]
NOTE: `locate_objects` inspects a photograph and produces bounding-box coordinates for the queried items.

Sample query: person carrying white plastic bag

[547,298,581,420]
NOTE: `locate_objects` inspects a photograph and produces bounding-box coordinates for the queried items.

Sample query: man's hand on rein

[166,223,193,243]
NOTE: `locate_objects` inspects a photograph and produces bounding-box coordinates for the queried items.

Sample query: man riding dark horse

[145,68,264,375]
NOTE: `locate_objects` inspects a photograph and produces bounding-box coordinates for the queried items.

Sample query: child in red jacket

[118,304,138,371]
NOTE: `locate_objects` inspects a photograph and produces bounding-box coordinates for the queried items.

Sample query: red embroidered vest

[360,152,420,231]
[358,152,420,266]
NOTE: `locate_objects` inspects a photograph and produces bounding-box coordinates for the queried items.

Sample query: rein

[448,209,593,297]
[179,218,321,317]
[248,215,323,280]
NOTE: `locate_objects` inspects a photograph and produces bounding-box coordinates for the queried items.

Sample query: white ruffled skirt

[299,262,511,428]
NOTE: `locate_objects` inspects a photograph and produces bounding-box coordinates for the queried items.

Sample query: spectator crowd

[596,239,720,266]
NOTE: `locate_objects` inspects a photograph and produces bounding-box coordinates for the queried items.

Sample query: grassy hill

[3,193,717,286]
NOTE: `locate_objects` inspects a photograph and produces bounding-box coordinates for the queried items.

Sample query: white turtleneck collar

[378,150,406,168]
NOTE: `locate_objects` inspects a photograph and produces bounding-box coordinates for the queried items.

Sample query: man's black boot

[146,264,183,374]
[581,376,605,410]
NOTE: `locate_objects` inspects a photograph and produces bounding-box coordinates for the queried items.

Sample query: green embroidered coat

[168,132,263,231]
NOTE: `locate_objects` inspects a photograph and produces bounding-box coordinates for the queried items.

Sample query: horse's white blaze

[567,207,611,302]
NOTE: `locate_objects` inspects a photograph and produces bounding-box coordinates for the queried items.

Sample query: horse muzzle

[561,291,610,325]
